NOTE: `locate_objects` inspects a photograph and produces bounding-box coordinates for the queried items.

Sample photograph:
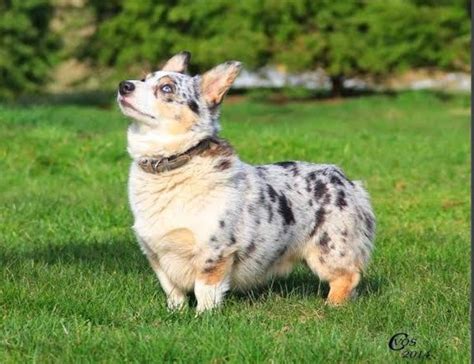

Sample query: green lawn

[0,91,470,363]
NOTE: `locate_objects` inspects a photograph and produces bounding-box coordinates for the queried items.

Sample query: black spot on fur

[308,199,313,207]
[310,208,326,237]
[267,184,278,202]
[247,242,256,254]
[219,220,225,228]
[192,78,200,98]
[339,251,346,257]
[341,228,348,237]
[256,167,266,178]
[259,189,265,203]
[274,161,296,168]
[319,256,325,264]
[330,175,343,186]
[268,246,288,265]
[323,193,331,205]
[215,158,232,171]
[277,194,296,225]
[229,235,236,245]
[277,246,288,257]
[210,236,217,242]
[274,161,299,176]
[365,214,374,236]
[334,169,354,186]
[319,231,331,246]
[314,180,328,200]
[248,205,255,214]
[336,190,347,210]
[205,258,214,264]
[329,244,335,250]
[321,167,354,186]
[267,205,274,223]
[307,171,317,181]
[203,266,216,274]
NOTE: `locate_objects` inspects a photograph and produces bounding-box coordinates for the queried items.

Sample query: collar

[137,137,222,174]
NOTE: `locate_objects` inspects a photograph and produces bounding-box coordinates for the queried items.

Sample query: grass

[0,91,470,363]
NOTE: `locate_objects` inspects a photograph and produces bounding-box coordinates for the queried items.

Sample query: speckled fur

[118,52,375,313]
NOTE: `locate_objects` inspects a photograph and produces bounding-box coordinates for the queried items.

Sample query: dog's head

[117,52,241,138]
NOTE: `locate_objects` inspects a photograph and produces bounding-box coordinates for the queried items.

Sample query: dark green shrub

[0,0,60,99]
[265,0,470,94]
[82,0,470,95]
[83,0,268,73]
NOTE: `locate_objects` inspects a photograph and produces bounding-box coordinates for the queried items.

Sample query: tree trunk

[330,75,345,97]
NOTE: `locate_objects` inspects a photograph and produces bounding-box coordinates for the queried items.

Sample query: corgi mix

[117,52,375,313]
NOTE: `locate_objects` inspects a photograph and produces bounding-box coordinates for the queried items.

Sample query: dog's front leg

[146,254,187,311]
[194,255,233,313]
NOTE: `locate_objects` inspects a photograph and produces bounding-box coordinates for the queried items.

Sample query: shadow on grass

[228,268,386,304]
[3,239,386,302]
[1,239,149,275]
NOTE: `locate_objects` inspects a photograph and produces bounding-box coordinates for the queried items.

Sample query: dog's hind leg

[326,271,360,305]
[303,236,362,305]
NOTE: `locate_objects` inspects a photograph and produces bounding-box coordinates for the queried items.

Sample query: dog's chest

[128,163,232,253]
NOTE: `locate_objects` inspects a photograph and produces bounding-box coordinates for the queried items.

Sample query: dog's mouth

[118,97,156,120]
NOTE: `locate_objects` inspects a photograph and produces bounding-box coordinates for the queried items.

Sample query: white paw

[194,279,228,314]
[167,294,187,311]
[195,300,219,314]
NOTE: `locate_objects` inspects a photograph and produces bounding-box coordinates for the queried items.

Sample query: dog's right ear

[161,51,191,73]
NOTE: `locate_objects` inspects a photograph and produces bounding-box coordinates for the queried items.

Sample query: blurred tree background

[0,0,60,99]
[0,0,470,99]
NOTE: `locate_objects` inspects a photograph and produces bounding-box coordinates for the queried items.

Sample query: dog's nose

[119,81,135,96]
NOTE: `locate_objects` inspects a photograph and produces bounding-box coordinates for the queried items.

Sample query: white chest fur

[128,160,238,259]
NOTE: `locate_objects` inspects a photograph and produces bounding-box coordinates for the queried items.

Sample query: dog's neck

[127,122,215,160]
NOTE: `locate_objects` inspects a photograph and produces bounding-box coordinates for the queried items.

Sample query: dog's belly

[230,249,302,290]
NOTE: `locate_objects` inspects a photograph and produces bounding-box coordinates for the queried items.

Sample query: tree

[82,0,268,74]
[263,0,470,95]
[0,0,60,99]
[81,0,470,96]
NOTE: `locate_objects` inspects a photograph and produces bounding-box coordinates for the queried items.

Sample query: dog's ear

[161,51,191,73]
[201,61,242,106]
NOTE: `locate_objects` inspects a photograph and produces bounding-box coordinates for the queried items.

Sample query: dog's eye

[160,84,173,93]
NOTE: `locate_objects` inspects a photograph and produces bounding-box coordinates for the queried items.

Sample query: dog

[117,52,375,313]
